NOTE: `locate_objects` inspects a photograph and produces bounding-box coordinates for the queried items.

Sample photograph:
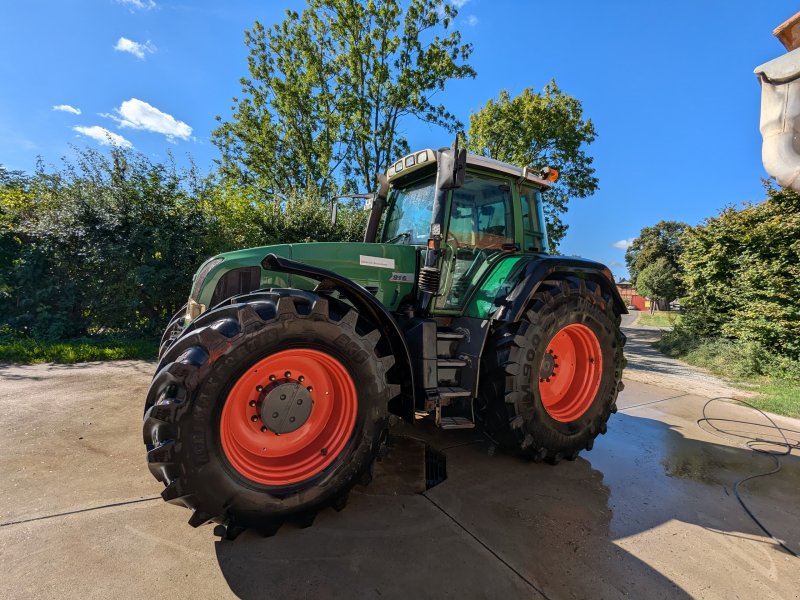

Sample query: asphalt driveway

[1,359,798,599]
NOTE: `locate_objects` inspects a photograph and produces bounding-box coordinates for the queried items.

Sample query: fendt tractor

[143,141,627,539]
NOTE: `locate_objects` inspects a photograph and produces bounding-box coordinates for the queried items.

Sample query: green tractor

[143,142,626,538]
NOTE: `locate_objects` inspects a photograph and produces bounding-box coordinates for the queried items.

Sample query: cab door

[434,170,516,313]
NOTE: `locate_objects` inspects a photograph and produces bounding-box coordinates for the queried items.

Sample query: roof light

[417,152,428,163]
[404,155,415,168]
[395,160,404,172]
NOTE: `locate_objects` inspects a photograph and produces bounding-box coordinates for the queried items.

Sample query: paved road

[1,360,798,599]
[620,311,753,398]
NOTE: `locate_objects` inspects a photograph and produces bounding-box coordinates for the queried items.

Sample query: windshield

[381,176,435,244]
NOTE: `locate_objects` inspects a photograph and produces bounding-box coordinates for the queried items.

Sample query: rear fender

[262,254,416,423]
[495,256,628,323]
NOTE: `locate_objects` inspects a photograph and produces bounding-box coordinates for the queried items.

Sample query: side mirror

[330,201,338,225]
[438,135,467,189]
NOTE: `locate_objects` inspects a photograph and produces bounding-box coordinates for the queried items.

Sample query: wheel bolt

[285,371,291,378]
[250,415,258,422]
[298,376,305,382]
[256,385,263,392]
[297,399,303,405]
[272,412,279,418]
[260,425,268,432]
[269,374,276,382]
[249,400,257,407]
[307,386,313,392]
[289,417,296,423]
[280,394,286,400]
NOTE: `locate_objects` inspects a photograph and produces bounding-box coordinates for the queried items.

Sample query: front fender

[261,254,416,423]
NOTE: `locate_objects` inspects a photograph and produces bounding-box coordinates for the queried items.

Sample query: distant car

[669,302,682,311]
[627,304,638,311]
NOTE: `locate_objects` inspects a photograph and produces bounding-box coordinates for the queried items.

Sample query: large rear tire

[477,278,625,463]
[143,289,396,537]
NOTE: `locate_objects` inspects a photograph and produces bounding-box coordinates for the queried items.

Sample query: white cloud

[117,0,156,10]
[74,126,133,149]
[612,238,635,250]
[464,15,478,26]
[451,0,470,7]
[114,37,156,60]
[53,104,81,115]
[108,98,192,141]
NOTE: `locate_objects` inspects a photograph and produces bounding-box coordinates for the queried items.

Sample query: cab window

[447,176,514,250]
[520,185,546,252]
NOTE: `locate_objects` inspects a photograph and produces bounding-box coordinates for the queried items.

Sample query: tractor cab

[372,147,554,314]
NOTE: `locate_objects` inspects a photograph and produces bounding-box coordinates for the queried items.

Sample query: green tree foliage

[1,149,213,338]
[633,257,680,309]
[625,220,687,286]
[679,186,800,357]
[203,182,367,252]
[466,81,597,248]
[0,149,367,341]
[213,0,475,195]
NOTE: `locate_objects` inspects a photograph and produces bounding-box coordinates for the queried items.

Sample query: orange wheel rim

[537,323,603,422]
[220,349,358,486]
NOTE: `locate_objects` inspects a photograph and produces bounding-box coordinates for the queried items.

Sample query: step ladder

[432,328,475,430]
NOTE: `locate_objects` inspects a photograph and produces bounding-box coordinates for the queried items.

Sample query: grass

[636,310,682,328]
[749,381,800,419]
[655,330,800,418]
[0,336,158,364]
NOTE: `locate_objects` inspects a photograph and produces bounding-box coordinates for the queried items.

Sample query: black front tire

[143,289,397,536]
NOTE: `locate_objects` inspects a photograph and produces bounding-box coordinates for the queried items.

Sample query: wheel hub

[537,323,603,422]
[259,380,313,434]
[539,351,556,380]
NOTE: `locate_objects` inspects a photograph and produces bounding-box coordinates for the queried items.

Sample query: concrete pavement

[1,360,798,599]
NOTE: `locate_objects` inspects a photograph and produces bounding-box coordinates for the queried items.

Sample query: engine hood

[191,242,418,313]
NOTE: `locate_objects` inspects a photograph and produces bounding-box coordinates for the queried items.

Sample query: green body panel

[194,242,417,312]
[463,255,524,318]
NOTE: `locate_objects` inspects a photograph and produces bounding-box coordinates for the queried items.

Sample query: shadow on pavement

[212,407,800,599]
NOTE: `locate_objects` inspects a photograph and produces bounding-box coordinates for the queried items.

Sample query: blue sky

[1,0,796,277]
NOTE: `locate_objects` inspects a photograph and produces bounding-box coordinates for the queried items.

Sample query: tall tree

[634,257,680,312]
[213,0,475,196]
[625,220,688,285]
[466,82,597,247]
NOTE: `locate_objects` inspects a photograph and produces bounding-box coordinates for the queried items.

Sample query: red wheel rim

[537,323,603,422]
[219,349,358,486]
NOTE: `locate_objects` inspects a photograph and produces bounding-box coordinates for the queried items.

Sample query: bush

[679,185,800,358]
[0,148,369,347]
[656,325,800,381]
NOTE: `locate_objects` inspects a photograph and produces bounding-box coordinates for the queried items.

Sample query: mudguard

[261,253,416,422]
[494,255,628,323]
